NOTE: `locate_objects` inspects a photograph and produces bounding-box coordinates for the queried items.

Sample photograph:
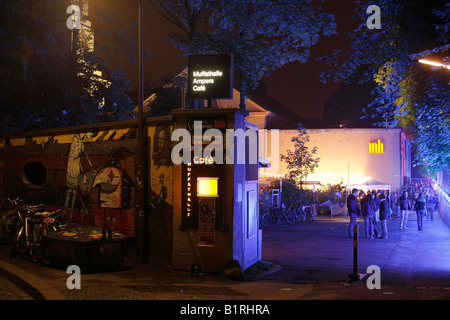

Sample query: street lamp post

[136,0,149,264]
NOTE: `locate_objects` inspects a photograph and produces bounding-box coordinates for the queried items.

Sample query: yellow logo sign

[369,139,384,154]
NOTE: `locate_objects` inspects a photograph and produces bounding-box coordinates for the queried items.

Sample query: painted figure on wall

[152,126,172,168]
[63,132,95,221]
[93,166,123,208]
[92,147,134,209]
[198,198,215,246]
[150,172,168,228]
[91,147,135,232]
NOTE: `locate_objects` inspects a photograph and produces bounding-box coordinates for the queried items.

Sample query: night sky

[92,0,361,121]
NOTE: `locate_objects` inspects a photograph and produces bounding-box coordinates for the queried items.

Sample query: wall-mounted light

[197,177,219,197]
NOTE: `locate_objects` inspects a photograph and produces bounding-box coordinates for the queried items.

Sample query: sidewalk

[1,210,450,301]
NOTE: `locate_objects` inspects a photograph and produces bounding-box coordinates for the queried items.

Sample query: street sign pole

[348,225,360,281]
[136,0,148,264]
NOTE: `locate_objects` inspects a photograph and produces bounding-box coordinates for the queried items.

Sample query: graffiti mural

[101,147,135,210]
[152,125,172,168]
[0,122,174,261]
[150,172,168,228]
[0,127,138,233]
[90,147,135,233]
[93,166,123,208]
[63,132,96,220]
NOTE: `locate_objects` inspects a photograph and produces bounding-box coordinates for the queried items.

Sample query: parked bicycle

[10,204,65,263]
[260,204,316,226]
[260,206,289,225]
[297,206,316,223]
[0,197,24,244]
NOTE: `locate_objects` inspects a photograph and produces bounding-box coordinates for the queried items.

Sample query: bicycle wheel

[283,209,298,224]
[10,227,26,258]
[276,210,288,224]
[30,226,46,263]
[289,210,300,223]
[259,213,267,226]
[261,209,272,226]
[3,214,19,244]
[296,208,305,222]
[307,211,315,223]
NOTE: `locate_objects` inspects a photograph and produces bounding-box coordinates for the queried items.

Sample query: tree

[280,123,320,203]
[0,0,40,132]
[0,0,134,132]
[149,0,336,110]
[144,70,188,117]
[320,0,449,176]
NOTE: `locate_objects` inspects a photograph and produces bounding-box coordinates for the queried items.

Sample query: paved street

[262,212,450,288]
[1,210,450,305]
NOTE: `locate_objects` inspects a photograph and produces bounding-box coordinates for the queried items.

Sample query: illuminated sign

[197,177,219,197]
[186,162,192,217]
[193,156,214,165]
[181,161,224,230]
[187,54,233,100]
[369,139,384,154]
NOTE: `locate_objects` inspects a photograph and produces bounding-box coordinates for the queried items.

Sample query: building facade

[0,109,262,273]
[259,128,412,193]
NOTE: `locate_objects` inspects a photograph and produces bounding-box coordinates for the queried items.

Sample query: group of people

[393,185,439,231]
[347,184,440,239]
[347,188,389,239]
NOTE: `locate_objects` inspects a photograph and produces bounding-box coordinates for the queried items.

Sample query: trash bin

[45,225,129,273]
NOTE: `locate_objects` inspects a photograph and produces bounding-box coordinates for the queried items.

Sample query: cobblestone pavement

[0,268,34,300]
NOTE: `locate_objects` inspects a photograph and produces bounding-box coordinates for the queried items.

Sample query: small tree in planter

[280,124,320,205]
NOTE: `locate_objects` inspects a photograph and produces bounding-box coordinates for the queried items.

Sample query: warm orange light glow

[197,177,219,197]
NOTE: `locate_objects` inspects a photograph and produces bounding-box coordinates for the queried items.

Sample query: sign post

[348,225,360,281]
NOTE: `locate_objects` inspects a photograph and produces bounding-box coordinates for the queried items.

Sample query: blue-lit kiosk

[170,107,261,273]
[167,54,261,273]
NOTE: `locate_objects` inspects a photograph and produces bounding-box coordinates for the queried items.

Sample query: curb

[245,262,282,281]
[0,260,66,300]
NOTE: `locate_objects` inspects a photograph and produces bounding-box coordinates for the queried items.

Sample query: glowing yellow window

[197,177,219,197]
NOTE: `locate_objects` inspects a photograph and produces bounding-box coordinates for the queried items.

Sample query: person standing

[415,192,426,231]
[347,188,361,238]
[372,191,381,238]
[379,194,389,239]
[394,190,401,219]
[399,190,411,230]
[425,190,435,221]
[363,193,375,239]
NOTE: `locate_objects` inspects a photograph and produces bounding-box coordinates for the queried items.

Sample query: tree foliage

[320,0,449,176]
[146,70,188,117]
[280,123,320,185]
[149,0,336,110]
[0,0,133,132]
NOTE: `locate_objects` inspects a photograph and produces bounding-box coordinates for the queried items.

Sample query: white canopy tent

[344,177,391,218]
[346,176,391,193]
